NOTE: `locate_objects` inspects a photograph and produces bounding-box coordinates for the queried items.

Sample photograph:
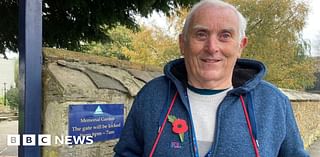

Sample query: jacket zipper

[209,95,233,156]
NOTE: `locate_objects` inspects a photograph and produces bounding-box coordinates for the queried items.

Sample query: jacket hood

[164,58,266,95]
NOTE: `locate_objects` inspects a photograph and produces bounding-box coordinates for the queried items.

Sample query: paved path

[0,120,18,157]
[309,139,320,157]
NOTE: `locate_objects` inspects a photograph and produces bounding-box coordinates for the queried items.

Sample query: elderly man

[114,0,309,156]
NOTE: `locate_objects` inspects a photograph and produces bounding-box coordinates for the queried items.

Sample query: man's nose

[206,36,220,53]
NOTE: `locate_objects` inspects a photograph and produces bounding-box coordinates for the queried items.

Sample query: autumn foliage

[85,0,316,90]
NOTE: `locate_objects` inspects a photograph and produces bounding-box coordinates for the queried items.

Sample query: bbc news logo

[7,134,94,146]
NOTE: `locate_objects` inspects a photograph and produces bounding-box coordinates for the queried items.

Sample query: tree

[84,24,180,66]
[226,0,315,89]
[0,0,198,57]
[0,0,18,58]
[144,2,315,90]
[5,59,19,110]
[87,0,315,89]
[123,25,180,66]
[0,96,4,106]
[82,25,133,60]
[6,87,19,109]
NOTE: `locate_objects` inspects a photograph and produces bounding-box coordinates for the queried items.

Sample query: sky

[302,0,320,56]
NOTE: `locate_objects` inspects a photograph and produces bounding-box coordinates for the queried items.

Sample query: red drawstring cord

[149,92,178,157]
[240,95,260,157]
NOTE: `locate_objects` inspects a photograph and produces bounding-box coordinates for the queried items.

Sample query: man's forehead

[192,5,239,22]
[189,6,239,31]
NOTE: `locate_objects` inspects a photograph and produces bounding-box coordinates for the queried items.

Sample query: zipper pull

[256,140,259,148]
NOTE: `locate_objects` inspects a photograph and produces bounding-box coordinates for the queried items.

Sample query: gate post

[18,0,42,156]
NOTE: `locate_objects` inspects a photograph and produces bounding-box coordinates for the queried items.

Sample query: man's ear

[179,34,185,56]
[240,36,248,49]
[238,36,248,58]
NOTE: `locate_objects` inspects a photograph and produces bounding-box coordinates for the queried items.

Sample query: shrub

[6,87,19,110]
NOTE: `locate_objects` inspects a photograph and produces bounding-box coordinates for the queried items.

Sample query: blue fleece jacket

[114,58,309,157]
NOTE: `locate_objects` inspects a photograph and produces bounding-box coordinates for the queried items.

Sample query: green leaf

[168,115,176,123]
[179,133,184,143]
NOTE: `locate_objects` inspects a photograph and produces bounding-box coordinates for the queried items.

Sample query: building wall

[0,58,16,97]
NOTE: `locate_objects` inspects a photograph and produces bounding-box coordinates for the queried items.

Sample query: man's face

[179,5,247,89]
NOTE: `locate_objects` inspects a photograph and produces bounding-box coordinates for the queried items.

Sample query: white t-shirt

[187,87,232,157]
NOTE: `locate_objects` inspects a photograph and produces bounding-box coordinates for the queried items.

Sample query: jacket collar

[164,58,266,95]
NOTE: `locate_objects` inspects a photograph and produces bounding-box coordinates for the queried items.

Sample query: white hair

[182,0,247,41]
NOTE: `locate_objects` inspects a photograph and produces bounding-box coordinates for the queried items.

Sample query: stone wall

[281,89,320,148]
[42,48,161,157]
[42,48,320,156]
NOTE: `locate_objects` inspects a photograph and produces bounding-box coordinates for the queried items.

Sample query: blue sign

[69,104,124,144]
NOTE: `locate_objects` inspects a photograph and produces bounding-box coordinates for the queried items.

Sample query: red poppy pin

[168,115,188,142]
